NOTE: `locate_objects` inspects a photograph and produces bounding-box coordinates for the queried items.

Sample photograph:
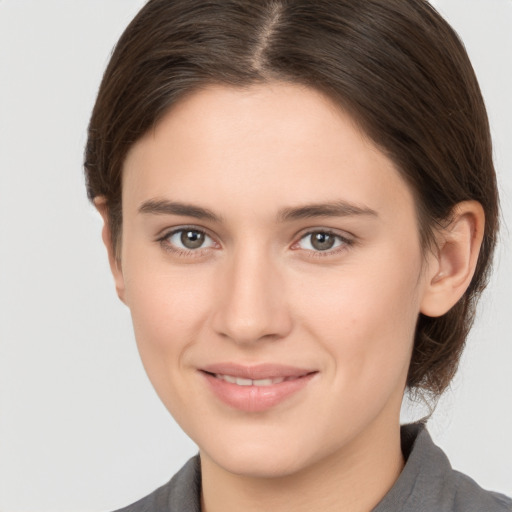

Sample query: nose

[211,246,293,345]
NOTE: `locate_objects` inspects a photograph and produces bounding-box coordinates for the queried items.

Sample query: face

[116,82,432,478]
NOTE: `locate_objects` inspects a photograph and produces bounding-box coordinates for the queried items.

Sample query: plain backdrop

[0,1,511,511]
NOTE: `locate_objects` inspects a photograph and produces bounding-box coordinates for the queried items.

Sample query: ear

[420,201,485,317]
[94,197,126,304]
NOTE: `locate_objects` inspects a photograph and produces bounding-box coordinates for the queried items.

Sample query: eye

[296,231,350,252]
[162,228,216,252]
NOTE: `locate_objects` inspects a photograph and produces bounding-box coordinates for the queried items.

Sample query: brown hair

[84,0,498,397]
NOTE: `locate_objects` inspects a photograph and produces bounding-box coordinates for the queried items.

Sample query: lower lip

[201,372,316,412]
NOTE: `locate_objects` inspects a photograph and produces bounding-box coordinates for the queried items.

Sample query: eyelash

[157,226,217,258]
[292,230,354,258]
[157,227,354,259]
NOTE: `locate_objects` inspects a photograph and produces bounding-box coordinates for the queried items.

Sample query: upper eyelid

[295,227,354,242]
[157,225,215,240]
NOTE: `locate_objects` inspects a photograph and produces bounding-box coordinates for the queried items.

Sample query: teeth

[235,377,253,386]
[215,374,286,386]
[253,378,274,386]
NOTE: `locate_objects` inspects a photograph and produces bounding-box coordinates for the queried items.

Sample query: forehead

[122,82,416,225]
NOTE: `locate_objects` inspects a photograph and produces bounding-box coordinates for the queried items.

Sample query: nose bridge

[212,241,291,344]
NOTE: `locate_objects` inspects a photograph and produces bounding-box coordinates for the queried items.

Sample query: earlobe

[94,197,127,304]
[420,201,485,318]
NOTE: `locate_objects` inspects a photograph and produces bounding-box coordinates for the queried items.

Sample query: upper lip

[200,363,316,380]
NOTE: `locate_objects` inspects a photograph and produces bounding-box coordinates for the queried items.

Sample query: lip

[200,363,317,412]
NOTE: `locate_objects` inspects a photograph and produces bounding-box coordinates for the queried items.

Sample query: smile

[213,374,288,386]
[200,364,317,412]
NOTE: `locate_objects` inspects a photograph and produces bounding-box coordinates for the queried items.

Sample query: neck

[200,419,404,512]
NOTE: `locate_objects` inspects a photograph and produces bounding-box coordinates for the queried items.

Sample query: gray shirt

[114,423,511,512]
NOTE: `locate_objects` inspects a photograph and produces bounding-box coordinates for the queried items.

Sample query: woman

[84,1,511,511]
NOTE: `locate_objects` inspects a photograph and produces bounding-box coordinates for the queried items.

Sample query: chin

[207,450,306,479]
[199,430,327,479]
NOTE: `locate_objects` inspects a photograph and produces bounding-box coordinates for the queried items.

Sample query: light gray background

[0,1,510,511]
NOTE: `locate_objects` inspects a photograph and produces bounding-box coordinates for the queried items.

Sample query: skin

[97,82,484,512]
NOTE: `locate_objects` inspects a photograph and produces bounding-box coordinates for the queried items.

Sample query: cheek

[293,247,422,386]
[122,259,218,421]
[123,251,214,367]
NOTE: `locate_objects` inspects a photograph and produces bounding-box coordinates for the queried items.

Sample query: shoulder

[112,456,201,512]
[450,469,512,512]
[374,423,512,512]
[411,423,511,511]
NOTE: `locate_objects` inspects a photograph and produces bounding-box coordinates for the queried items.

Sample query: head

[84,0,497,475]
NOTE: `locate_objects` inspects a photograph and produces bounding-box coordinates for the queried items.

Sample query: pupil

[181,230,205,249]
[311,232,335,251]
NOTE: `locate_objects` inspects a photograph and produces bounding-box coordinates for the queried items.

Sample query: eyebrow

[139,199,222,222]
[138,199,378,223]
[277,201,378,222]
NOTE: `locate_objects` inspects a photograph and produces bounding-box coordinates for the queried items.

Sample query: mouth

[209,373,292,386]
[199,364,317,412]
